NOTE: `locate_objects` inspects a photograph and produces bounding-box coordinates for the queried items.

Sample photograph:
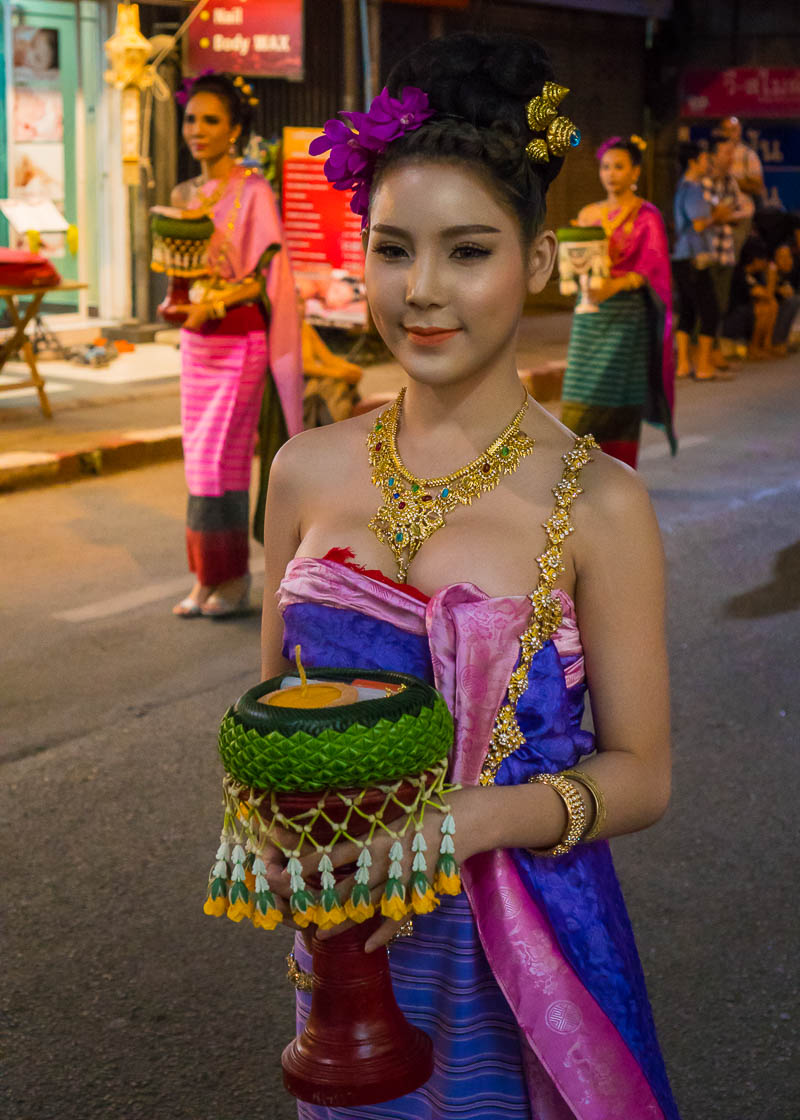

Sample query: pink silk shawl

[278,558,665,1120]
[593,199,675,414]
[192,166,303,436]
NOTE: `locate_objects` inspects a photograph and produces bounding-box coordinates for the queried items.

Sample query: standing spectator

[703,135,747,367]
[772,242,800,354]
[719,116,765,258]
[719,116,766,208]
[722,238,778,359]
[672,142,724,380]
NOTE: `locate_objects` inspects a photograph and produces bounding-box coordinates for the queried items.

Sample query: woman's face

[364,161,553,390]
[182,92,238,163]
[599,148,640,197]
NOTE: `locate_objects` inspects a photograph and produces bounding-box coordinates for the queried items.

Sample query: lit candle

[258,646,359,709]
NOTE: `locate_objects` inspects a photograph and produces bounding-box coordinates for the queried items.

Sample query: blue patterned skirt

[294,893,532,1120]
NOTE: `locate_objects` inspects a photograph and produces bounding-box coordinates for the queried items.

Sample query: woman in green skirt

[561,135,676,468]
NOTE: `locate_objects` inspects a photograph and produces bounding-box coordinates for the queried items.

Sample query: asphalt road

[2,356,798,1120]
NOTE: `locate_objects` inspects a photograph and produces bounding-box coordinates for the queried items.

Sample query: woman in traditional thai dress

[560,136,676,469]
[170,73,303,618]
[260,33,680,1119]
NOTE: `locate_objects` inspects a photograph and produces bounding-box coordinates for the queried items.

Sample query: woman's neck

[397,365,528,478]
[200,153,237,184]
[606,188,637,210]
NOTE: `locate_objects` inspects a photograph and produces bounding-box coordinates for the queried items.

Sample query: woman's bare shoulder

[270,408,381,489]
[171,178,200,206]
[575,201,605,226]
[569,449,661,569]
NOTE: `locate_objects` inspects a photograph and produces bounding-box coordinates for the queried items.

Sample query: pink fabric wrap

[600,199,675,414]
[193,167,303,436]
[278,558,664,1119]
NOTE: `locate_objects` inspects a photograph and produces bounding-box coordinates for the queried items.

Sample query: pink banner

[681,68,800,119]
[187,0,303,79]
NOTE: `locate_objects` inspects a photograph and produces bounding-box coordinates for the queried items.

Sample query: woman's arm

[260,435,307,680]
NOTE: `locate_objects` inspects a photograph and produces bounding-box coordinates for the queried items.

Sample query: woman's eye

[372,244,408,260]
[452,244,491,260]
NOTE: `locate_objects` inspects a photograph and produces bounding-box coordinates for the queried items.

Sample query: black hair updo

[185,72,254,149]
[374,33,568,245]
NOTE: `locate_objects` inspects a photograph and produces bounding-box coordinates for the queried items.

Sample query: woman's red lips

[404,326,462,346]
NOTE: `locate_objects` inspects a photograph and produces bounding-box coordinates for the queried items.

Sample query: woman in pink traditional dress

[561,136,676,469]
[170,73,302,618]
[259,34,680,1120]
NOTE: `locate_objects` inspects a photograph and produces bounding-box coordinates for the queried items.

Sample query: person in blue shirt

[672,142,735,380]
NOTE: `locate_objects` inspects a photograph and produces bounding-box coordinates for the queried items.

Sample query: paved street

[1,354,798,1120]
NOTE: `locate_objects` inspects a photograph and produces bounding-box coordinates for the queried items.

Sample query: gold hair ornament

[629,134,647,152]
[525,81,581,163]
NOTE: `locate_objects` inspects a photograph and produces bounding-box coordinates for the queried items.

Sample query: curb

[0,428,184,494]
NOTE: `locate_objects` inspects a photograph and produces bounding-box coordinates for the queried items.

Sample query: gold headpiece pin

[525,81,580,164]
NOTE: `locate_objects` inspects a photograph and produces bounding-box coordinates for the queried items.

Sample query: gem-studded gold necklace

[367,387,535,582]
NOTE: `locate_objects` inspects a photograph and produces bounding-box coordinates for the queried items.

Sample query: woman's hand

[174,302,217,330]
[285,786,486,953]
[592,273,644,303]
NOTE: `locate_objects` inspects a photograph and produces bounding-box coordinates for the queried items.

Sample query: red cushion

[0,248,61,288]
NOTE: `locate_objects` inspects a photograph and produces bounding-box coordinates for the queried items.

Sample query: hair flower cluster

[174,68,215,107]
[308,87,433,226]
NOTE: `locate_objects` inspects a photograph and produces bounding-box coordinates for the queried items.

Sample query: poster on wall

[281,127,366,327]
[12,26,60,88]
[187,0,303,79]
[13,89,63,142]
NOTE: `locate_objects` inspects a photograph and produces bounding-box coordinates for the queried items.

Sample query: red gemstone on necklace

[482,462,491,473]
[398,502,406,509]
[375,442,382,451]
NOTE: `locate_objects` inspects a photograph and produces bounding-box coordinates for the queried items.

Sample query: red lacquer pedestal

[241,781,436,1106]
[282,917,434,1106]
[157,275,192,325]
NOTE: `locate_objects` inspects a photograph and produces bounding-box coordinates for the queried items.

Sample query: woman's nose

[405,257,442,307]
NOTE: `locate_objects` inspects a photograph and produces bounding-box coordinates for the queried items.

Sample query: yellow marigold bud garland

[433,813,462,895]
[204,765,463,934]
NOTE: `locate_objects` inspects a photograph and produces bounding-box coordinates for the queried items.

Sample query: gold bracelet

[212,299,227,319]
[562,768,606,842]
[527,772,586,856]
[286,950,314,992]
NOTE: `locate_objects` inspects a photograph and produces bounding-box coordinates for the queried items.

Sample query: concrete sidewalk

[0,312,572,494]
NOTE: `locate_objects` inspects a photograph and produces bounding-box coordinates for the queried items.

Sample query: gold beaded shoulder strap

[479,435,598,786]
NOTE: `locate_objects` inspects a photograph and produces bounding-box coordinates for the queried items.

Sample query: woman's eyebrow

[371,223,502,237]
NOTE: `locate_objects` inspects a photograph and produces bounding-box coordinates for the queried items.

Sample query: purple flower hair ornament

[174,69,217,107]
[309,86,433,226]
[596,136,624,162]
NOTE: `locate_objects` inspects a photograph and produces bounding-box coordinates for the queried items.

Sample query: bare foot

[676,366,693,379]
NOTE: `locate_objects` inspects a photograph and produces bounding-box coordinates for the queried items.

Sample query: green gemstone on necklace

[375,422,383,431]
[395,531,403,543]
[411,484,419,493]
[500,446,509,457]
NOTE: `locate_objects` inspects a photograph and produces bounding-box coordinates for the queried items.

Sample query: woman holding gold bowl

[169,71,302,618]
[561,135,676,469]
[256,33,680,1120]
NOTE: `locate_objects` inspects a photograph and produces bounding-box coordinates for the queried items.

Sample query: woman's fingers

[365,917,405,953]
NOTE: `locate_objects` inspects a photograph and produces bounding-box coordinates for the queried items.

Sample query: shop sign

[681,68,800,119]
[187,0,303,79]
[281,127,366,327]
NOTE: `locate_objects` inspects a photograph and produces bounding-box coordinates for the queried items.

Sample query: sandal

[173,596,204,618]
[200,574,252,619]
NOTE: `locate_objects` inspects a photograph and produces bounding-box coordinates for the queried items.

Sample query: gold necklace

[367,387,534,583]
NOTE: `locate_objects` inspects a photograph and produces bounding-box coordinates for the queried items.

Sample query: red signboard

[282,127,366,326]
[681,68,800,119]
[187,0,303,79]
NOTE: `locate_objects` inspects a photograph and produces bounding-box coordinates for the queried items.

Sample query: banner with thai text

[681,68,800,119]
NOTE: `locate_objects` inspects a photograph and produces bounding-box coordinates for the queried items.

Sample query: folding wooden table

[0,280,87,418]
